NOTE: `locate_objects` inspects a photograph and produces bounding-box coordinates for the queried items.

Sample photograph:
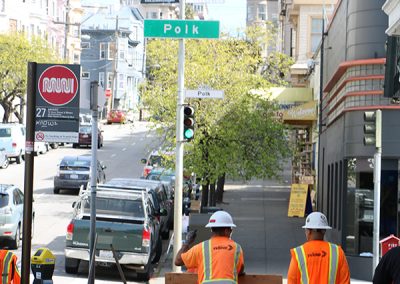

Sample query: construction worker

[175,210,245,284]
[0,250,21,284]
[287,212,350,284]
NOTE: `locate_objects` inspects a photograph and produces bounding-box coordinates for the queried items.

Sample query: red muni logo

[38,65,78,106]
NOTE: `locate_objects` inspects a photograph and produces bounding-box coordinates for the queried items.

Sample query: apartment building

[0,0,83,62]
[80,6,145,113]
[316,0,400,279]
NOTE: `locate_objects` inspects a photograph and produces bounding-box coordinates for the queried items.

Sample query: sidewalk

[152,178,372,284]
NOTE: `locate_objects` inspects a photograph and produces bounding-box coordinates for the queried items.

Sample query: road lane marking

[122,148,127,151]
[111,154,116,158]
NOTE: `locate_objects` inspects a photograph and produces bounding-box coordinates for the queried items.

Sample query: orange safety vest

[181,236,244,284]
[288,240,350,284]
[0,250,21,284]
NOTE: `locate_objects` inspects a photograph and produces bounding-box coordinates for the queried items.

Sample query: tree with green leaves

[141,26,293,205]
[0,33,62,122]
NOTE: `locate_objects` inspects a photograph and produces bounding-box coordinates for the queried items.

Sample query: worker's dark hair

[211,227,231,235]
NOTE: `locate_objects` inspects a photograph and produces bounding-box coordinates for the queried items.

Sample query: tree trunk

[201,180,209,208]
[209,182,216,207]
[2,102,11,123]
[216,173,226,204]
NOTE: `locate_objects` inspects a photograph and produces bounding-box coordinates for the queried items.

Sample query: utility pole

[372,110,382,270]
[172,0,185,273]
[110,16,119,111]
[64,0,70,61]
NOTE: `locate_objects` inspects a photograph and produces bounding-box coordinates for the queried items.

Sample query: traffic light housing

[363,110,381,147]
[183,106,195,141]
[383,36,400,98]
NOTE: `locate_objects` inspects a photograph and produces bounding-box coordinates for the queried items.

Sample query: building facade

[0,0,82,62]
[80,6,145,113]
[318,0,400,279]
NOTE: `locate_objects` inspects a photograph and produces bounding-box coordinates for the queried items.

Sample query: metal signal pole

[172,0,185,273]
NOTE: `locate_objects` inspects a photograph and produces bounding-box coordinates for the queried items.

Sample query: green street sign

[144,20,220,39]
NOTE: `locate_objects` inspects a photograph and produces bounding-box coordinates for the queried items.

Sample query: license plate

[82,134,89,138]
[70,174,79,179]
[99,250,114,260]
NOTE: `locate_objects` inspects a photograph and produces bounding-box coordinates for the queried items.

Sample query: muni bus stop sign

[35,64,80,143]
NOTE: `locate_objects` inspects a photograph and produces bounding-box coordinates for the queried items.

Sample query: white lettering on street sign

[185,89,224,99]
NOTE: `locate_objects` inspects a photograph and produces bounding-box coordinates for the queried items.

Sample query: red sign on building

[380,234,400,256]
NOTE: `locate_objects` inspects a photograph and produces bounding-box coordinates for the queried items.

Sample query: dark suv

[104,178,172,239]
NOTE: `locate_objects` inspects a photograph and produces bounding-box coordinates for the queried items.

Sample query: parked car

[0,148,9,169]
[141,149,174,178]
[104,178,173,240]
[0,184,35,249]
[107,109,126,124]
[53,155,107,194]
[0,123,25,164]
[34,141,48,156]
[72,125,103,149]
[65,186,162,281]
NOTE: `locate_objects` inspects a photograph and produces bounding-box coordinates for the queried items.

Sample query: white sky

[207,0,246,36]
[82,0,247,36]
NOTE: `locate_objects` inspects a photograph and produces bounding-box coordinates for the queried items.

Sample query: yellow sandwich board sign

[288,184,309,217]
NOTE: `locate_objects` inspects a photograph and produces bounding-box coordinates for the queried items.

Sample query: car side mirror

[101,164,107,170]
[140,158,147,164]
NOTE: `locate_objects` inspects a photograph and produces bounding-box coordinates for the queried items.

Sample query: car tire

[137,265,151,282]
[72,143,78,148]
[152,237,162,264]
[1,158,9,169]
[15,151,22,164]
[97,141,101,149]
[53,188,60,194]
[65,257,80,274]
[10,225,21,249]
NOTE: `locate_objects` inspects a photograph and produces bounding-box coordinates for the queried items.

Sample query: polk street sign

[185,89,224,99]
[35,64,80,143]
[144,19,220,39]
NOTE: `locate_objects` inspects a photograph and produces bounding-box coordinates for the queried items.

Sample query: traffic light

[363,110,381,147]
[183,106,195,141]
[383,36,400,98]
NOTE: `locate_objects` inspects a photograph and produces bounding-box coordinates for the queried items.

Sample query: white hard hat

[205,211,236,228]
[302,212,332,230]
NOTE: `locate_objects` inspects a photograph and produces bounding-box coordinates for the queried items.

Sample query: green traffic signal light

[183,106,195,141]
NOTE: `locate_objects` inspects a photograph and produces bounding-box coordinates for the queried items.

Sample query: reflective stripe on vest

[293,243,339,284]
[233,244,241,281]
[328,244,339,284]
[201,240,241,284]
[294,246,309,284]
[2,251,12,284]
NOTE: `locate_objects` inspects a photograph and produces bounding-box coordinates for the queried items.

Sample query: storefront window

[345,158,374,256]
[345,158,399,256]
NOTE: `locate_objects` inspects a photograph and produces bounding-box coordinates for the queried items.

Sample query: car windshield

[60,159,90,171]
[83,197,144,218]
[160,174,174,182]
[80,126,92,134]
[0,128,11,138]
[149,155,163,167]
[0,194,9,208]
